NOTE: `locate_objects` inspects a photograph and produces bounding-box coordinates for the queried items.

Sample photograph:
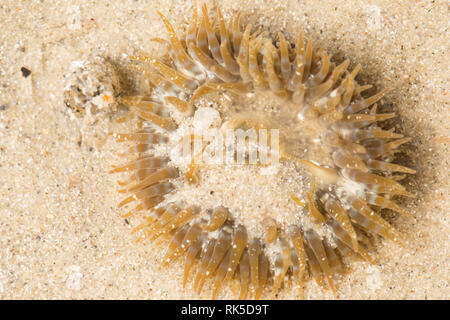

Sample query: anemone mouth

[109,4,415,299]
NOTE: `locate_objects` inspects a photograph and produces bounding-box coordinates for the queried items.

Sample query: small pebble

[20,67,31,78]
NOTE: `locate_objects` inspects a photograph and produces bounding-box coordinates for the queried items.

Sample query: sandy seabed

[0,0,448,299]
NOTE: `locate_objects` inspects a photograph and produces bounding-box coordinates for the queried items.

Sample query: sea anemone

[109,4,415,299]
